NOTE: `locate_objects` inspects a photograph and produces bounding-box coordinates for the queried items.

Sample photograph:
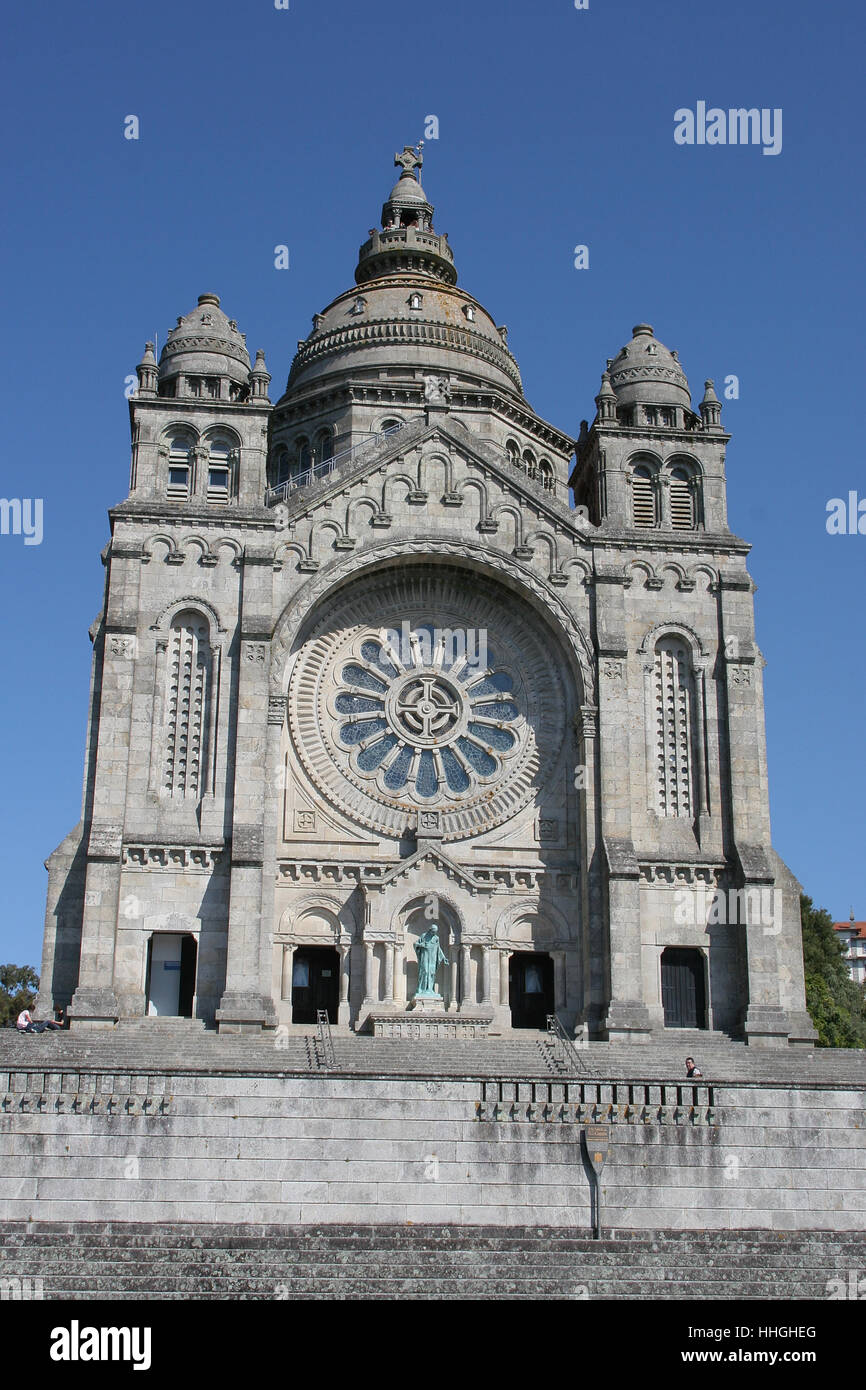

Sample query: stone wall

[2,1070,862,1230]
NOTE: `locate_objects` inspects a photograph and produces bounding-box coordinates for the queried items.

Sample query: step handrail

[315,1010,336,1070]
[546,1013,588,1077]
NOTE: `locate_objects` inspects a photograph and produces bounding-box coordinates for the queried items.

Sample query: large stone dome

[278,151,524,403]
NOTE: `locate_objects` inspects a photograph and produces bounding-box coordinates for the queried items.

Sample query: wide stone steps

[1,1224,861,1299]
[2,1030,864,1084]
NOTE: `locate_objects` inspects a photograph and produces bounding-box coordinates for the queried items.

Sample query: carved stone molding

[638,861,725,886]
[122,844,224,872]
[268,694,287,726]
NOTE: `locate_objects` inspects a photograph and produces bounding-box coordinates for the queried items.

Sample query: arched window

[654,636,695,818]
[315,429,334,466]
[505,439,520,467]
[167,436,192,500]
[631,464,657,527]
[669,465,696,530]
[272,446,290,486]
[523,450,537,479]
[538,459,554,493]
[206,438,232,503]
[379,418,402,435]
[164,611,212,798]
[294,437,311,479]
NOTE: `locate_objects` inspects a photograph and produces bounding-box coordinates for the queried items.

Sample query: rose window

[285,570,569,841]
[332,631,522,801]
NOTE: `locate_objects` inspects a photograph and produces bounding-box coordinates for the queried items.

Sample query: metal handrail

[265,423,406,506]
[315,1009,335,1069]
[546,1013,588,1077]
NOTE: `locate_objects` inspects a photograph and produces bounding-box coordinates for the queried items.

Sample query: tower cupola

[355,145,457,286]
[607,322,692,412]
[158,292,252,402]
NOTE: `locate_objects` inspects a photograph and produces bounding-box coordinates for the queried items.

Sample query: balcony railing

[265,423,406,506]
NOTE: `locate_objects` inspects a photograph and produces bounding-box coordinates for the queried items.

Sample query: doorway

[509,951,554,1029]
[145,933,197,1017]
[661,947,707,1028]
[291,946,339,1024]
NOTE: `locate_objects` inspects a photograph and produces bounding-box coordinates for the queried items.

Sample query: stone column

[338,942,351,1027]
[363,941,375,1004]
[281,944,295,1002]
[217,545,281,1032]
[719,568,804,1044]
[553,951,567,1011]
[384,943,394,1004]
[390,944,402,1008]
[490,947,512,1032]
[481,946,493,1007]
[459,944,472,1011]
[577,704,599,1033]
[449,957,459,1012]
[594,562,651,1042]
[70,541,144,1028]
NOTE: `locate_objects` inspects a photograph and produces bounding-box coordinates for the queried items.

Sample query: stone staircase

[1,1223,862,1299]
[2,1027,864,1084]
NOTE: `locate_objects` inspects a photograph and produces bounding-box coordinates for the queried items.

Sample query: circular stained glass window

[330,629,521,801]
[286,570,569,841]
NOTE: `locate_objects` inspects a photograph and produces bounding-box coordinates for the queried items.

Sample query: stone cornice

[287,314,523,393]
[129,397,271,417]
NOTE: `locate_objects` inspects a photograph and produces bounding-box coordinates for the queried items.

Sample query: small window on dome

[462,304,476,322]
[350,297,367,316]
[408,293,423,310]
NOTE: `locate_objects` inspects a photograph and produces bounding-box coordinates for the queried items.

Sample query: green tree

[800,895,866,1048]
[0,964,40,1028]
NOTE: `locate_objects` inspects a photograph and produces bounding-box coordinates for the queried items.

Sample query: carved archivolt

[270,537,595,703]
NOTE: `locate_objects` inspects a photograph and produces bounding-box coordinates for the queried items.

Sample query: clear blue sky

[1,0,864,968]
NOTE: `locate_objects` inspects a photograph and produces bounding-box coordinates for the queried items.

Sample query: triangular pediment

[372,843,493,894]
[276,414,582,537]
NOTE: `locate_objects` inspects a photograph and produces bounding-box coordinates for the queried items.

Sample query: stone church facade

[38,148,815,1045]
